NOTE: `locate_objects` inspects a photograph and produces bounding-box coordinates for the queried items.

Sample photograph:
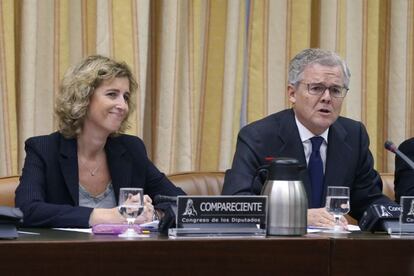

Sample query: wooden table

[0,229,413,275]
[329,232,414,276]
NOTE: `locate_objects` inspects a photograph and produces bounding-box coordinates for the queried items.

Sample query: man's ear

[287,84,296,104]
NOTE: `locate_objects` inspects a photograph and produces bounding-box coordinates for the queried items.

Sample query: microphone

[358,203,401,233]
[153,195,178,205]
[384,140,414,170]
[153,195,178,235]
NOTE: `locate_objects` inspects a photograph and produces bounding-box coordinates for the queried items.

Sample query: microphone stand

[384,140,414,170]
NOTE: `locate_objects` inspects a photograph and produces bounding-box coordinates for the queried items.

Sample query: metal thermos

[260,158,308,236]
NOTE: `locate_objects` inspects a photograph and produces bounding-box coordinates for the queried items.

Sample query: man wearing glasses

[222,48,393,228]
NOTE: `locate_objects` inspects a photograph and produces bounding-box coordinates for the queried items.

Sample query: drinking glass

[118,188,145,238]
[324,186,350,234]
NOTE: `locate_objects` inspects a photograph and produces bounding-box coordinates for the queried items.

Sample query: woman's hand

[134,195,154,224]
[89,207,125,226]
[88,195,154,226]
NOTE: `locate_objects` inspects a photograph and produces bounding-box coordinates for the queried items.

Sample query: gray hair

[288,48,351,88]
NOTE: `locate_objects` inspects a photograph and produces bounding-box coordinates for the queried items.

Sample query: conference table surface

[1,228,414,276]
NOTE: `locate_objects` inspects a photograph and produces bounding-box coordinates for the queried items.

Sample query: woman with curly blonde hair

[16,55,185,228]
[56,55,137,138]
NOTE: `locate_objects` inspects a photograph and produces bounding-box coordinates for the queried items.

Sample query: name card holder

[168,196,267,238]
[392,196,414,237]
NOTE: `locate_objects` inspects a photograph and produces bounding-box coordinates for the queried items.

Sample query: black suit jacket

[15,132,185,228]
[394,137,414,202]
[222,109,391,220]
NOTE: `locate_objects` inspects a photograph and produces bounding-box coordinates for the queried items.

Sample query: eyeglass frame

[298,81,349,98]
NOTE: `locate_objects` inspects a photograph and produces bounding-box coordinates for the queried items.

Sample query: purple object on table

[92,224,142,235]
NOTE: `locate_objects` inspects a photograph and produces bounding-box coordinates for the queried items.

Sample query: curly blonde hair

[55,55,138,138]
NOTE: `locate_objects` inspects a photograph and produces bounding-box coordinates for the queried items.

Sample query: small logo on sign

[182,199,198,216]
[407,200,414,216]
[380,205,392,217]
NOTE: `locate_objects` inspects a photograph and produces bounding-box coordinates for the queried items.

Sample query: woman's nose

[116,96,128,109]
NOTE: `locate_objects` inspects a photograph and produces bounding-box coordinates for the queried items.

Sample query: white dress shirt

[295,116,329,172]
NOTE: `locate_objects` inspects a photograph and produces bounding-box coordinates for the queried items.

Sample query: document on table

[53,221,360,234]
[307,224,360,233]
[53,220,160,234]
[53,228,93,233]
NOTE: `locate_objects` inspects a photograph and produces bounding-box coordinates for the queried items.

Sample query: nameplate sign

[387,196,414,236]
[400,196,414,224]
[176,196,267,228]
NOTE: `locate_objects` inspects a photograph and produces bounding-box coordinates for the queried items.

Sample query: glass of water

[118,188,145,238]
[324,186,350,233]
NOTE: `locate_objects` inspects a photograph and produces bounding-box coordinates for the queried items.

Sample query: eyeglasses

[299,82,348,98]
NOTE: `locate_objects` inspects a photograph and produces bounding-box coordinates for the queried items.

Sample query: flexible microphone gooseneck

[358,140,414,233]
[384,140,414,170]
[153,195,178,205]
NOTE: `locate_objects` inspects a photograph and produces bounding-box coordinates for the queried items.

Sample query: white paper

[53,228,93,233]
[140,220,159,229]
[307,224,360,233]
[53,220,160,234]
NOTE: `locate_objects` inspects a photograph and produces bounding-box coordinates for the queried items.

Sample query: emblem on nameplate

[400,197,414,224]
[380,205,393,217]
[182,199,198,216]
[407,200,414,216]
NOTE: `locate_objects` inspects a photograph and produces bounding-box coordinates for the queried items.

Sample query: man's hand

[307,208,348,228]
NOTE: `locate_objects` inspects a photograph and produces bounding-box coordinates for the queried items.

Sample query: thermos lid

[267,157,304,180]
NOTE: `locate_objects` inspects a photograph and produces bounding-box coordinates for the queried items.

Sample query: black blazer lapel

[59,136,79,205]
[106,138,132,204]
[323,120,353,202]
[276,110,312,200]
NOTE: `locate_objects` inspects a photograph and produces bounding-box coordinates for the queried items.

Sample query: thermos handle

[250,164,270,194]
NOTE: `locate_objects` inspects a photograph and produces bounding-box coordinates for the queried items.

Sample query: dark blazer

[222,109,392,220]
[394,137,414,202]
[15,132,185,228]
